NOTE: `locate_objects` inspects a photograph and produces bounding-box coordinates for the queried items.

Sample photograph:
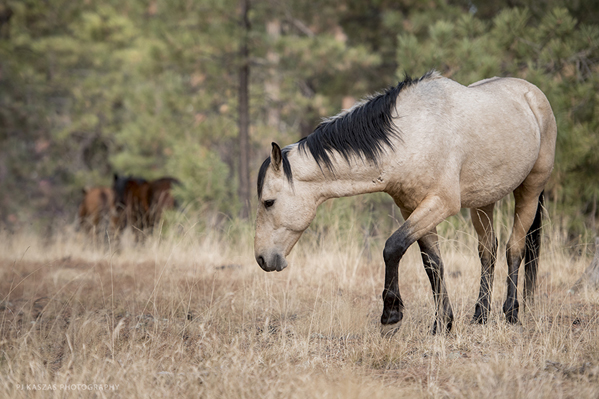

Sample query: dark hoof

[380,320,402,338]
[431,317,453,335]
[381,306,403,326]
[381,289,403,324]
[380,306,403,338]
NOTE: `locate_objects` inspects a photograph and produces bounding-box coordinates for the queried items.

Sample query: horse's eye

[264,199,275,209]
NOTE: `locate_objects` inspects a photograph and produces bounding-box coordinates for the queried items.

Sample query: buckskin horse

[254,71,556,335]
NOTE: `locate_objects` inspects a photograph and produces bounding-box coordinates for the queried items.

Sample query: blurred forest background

[1,0,599,238]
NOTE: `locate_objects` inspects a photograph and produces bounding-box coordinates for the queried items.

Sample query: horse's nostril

[256,256,265,268]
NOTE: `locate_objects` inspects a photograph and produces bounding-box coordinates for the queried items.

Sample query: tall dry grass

[0,209,598,398]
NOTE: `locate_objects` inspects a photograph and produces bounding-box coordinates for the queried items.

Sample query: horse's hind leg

[503,184,544,324]
[417,228,454,334]
[471,204,498,324]
[523,192,543,307]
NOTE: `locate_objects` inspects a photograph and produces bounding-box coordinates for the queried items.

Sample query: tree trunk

[238,0,251,219]
[265,19,281,128]
[570,237,599,293]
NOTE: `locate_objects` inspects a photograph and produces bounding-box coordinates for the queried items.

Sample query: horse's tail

[523,191,544,306]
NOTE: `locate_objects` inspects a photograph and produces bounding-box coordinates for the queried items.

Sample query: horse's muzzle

[256,253,287,272]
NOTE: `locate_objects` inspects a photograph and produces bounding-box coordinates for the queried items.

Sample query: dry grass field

[0,212,598,398]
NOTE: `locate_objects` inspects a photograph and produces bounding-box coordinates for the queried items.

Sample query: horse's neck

[293,150,387,203]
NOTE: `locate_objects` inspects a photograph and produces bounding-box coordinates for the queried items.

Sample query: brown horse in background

[112,174,149,241]
[112,174,180,242]
[78,186,114,239]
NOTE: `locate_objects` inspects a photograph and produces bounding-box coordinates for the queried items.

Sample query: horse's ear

[113,173,119,182]
[271,142,282,171]
[82,187,88,195]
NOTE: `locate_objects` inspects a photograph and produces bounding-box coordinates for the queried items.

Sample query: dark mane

[257,71,436,199]
[299,71,435,172]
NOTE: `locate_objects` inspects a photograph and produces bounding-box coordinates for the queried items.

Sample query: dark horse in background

[112,174,148,241]
[254,71,556,336]
[112,174,181,242]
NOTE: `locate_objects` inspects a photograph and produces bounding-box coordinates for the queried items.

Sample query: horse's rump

[147,177,181,227]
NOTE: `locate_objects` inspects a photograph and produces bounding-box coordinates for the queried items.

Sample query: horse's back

[150,177,179,193]
[149,177,180,210]
[468,76,555,134]
[391,75,556,209]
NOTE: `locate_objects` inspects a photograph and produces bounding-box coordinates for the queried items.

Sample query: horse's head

[112,173,128,206]
[254,143,318,272]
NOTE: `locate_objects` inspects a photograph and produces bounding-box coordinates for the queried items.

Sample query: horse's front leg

[380,222,410,336]
[417,229,454,334]
[381,195,458,336]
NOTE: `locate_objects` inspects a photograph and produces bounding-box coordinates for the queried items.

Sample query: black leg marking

[523,192,543,308]
[419,237,454,334]
[381,223,413,328]
[472,237,498,324]
[503,253,522,324]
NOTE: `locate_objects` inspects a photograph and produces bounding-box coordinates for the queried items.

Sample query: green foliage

[1,0,598,237]
[167,141,238,215]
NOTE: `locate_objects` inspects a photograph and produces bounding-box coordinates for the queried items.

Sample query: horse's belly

[459,152,537,209]
[460,179,524,209]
